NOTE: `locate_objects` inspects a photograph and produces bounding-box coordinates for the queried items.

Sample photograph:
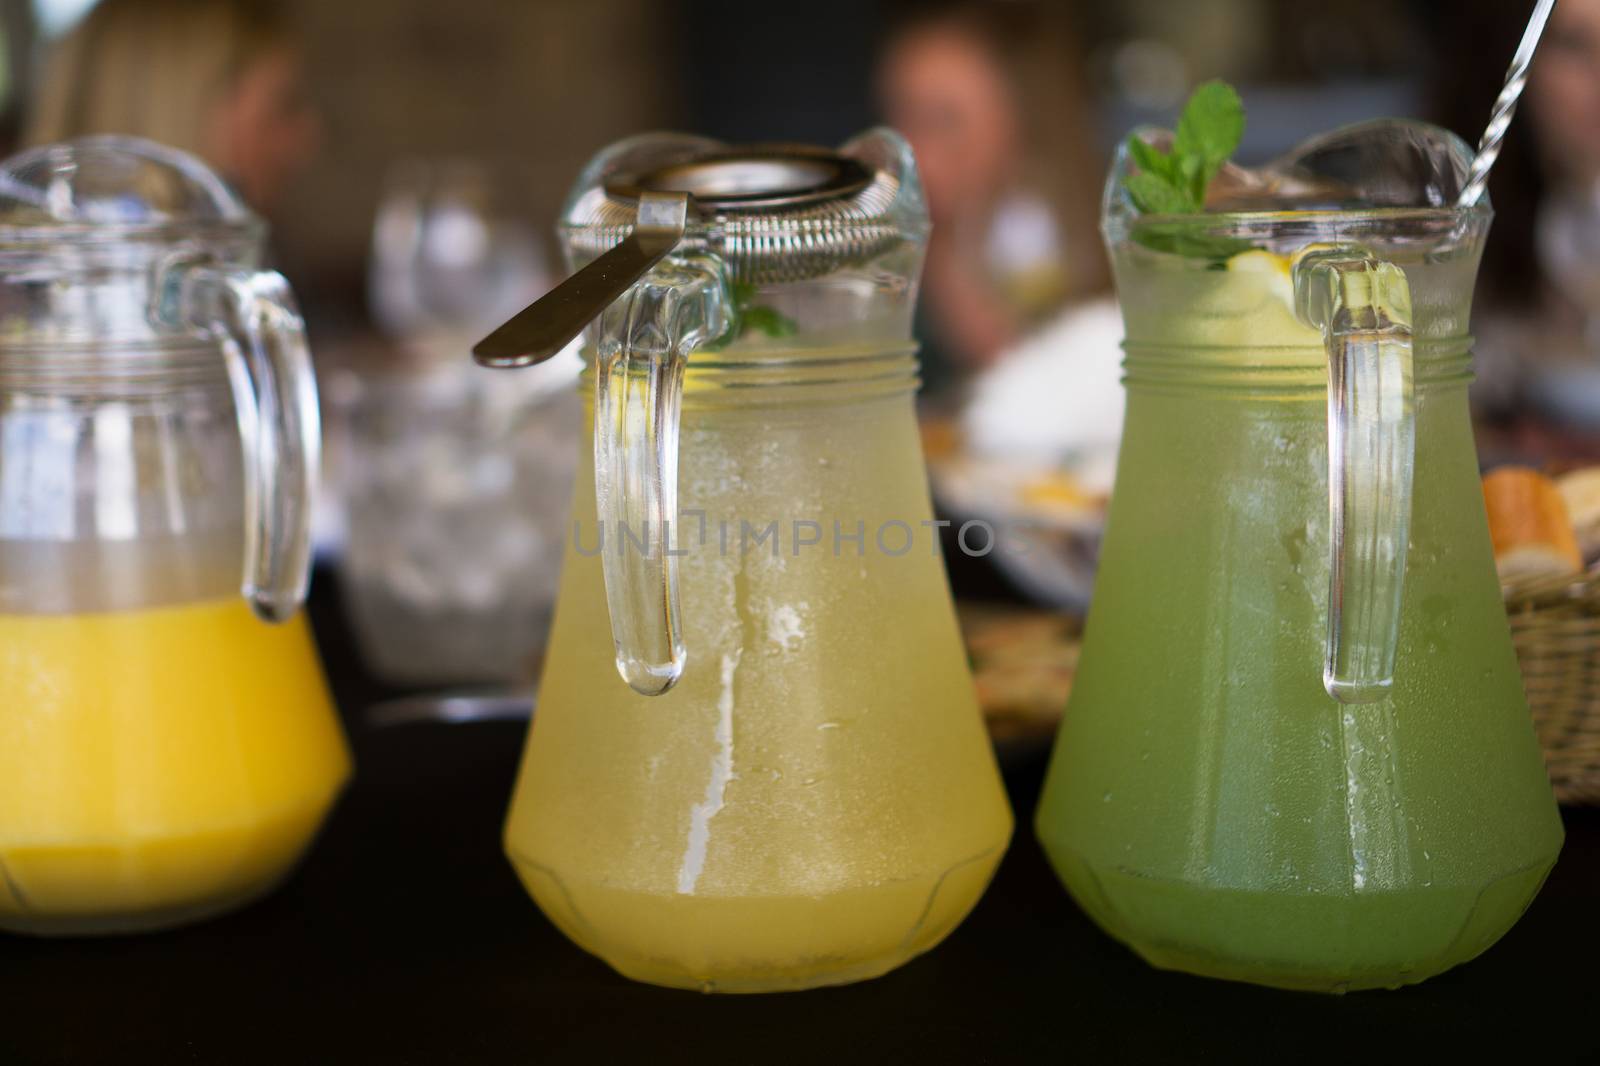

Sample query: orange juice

[0,598,350,934]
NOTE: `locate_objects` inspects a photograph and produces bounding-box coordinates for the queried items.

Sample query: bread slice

[1483,466,1583,580]
[1557,466,1600,562]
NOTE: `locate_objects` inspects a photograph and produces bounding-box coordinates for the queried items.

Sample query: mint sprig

[1124,80,1244,215]
[1121,80,1252,261]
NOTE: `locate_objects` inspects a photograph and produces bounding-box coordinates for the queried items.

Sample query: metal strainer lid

[473,129,926,367]
[559,129,926,285]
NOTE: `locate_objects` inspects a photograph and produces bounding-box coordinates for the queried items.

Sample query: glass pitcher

[0,138,351,935]
[1035,121,1564,991]
[477,130,1012,992]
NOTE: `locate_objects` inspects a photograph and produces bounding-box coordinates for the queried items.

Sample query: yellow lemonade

[0,598,351,935]
[506,379,1013,992]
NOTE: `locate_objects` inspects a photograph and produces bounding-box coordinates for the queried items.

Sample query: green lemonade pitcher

[1035,120,1563,992]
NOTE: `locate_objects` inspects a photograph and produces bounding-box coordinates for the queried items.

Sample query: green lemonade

[1036,235,1564,991]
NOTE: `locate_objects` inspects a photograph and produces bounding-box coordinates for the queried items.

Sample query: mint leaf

[1173,79,1244,192]
[1120,79,1251,257]
[1130,220,1254,261]
[1125,171,1195,215]
[1178,152,1205,206]
[740,305,798,338]
[1126,135,1178,186]
[730,281,798,339]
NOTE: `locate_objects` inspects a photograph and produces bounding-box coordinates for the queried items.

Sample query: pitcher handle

[178,265,321,623]
[1293,248,1416,704]
[593,249,731,695]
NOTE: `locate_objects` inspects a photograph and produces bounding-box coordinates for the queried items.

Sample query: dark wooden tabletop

[3,572,1598,1066]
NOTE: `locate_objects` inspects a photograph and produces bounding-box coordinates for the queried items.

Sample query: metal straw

[1459,0,1558,207]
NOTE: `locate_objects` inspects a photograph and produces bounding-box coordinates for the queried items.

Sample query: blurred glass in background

[336,158,578,686]
[333,349,579,686]
[368,158,548,362]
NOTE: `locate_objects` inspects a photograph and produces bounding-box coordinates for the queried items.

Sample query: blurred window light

[34,0,100,38]
[424,200,491,270]
[1110,39,1189,111]
[986,195,1060,274]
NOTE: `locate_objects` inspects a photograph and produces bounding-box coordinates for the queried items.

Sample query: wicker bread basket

[1505,570,1600,804]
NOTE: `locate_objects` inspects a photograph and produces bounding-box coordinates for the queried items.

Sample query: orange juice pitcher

[0,139,350,935]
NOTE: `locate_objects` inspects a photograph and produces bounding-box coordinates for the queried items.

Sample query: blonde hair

[26,0,289,157]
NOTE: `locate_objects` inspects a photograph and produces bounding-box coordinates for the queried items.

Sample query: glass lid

[0,135,258,243]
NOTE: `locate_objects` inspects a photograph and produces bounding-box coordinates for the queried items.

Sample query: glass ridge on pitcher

[1035,117,1564,992]
[0,138,350,935]
[477,129,1012,992]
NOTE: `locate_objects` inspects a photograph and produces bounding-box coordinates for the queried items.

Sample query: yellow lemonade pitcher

[0,138,350,935]
[476,130,1012,992]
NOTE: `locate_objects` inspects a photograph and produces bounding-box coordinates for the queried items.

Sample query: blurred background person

[26,0,322,216]
[877,0,1108,399]
[1434,0,1600,441]
[0,0,1505,642]
[1529,0,1600,196]
[0,0,1574,738]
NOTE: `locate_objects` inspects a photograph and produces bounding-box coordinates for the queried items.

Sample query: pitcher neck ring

[1122,338,1474,397]
[578,342,921,409]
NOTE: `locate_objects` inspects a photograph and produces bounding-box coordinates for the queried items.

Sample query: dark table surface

[4,572,1599,1066]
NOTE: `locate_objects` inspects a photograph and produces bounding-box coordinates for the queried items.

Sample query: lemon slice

[1222,248,1295,315]
[1198,247,1313,347]
[1225,249,1291,279]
